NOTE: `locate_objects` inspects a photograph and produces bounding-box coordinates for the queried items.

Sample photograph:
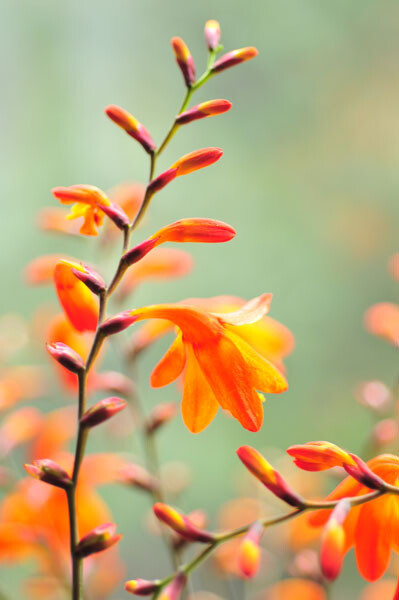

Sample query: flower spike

[212,47,258,73]
[171,37,195,87]
[321,499,351,581]
[176,100,232,125]
[204,19,221,51]
[237,446,305,507]
[153,503,215,543]
[105,105,156,154]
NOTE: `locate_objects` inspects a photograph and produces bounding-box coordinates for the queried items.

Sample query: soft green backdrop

[1,1,398,598]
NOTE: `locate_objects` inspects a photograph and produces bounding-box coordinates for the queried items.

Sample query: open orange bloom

[54,259,99,332]
[118,294,288,432]
[307,454,399,581]
[52,184,112,236]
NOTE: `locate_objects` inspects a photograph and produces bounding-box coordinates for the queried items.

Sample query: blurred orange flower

[364,302,399,346]
[260,578,327,600]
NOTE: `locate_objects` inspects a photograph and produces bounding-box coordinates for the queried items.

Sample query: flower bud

[343,453,386,490]
[75,523,122,558]
[99,311,137,337]
[237,446,305,507]
[171,148,223,176]
[171,37,196,87]
[212,47,258,73]
[80,397,127,428]
[99,201,130,230]
[159,572,186,600]
[123,239,158,267]
[24,459,72,489]
[145,402,178,435]
[153,503,215,543]
[125,579,160,596]
[238,521,263,578]
[46,342,84,373]
[71,264,106,296]
[321,499,350,581]
[287,441,355,472]
[147,169,178,196]
[204,20,221,51]
[176,100,232,125]
[119,463,159,494]
[105,105,156,154]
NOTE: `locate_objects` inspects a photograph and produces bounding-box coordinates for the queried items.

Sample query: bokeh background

[1,0,398,598]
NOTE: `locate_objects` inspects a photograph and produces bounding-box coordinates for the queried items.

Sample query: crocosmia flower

[54,259,99,332]
[306,453,399,581]
[105,294,288,432]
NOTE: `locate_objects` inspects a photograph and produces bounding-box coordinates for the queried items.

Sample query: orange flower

[102,294,288,432]
[0,366,45,411]
[52,185,128,236]
[364,302,399,346]
[260,578,327,600]
[53,259,99,332]
[307,454,399,581]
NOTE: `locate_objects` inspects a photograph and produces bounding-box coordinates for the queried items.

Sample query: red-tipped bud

[46,342,84,373]
[105,105,156,154]
[321,499,350,581]
[171,37,196,87]
[71,264,106,296]
[237,446,305,508]
[147,169,178,196]
[343,453,386,490]
[75,523,122,558]
[24,459,72,489]
[145,402,178,435]
[100,311,137,337]
[171,148,223,176]
[238,521,263,578]
[204,20,221,51]
[153,503,215,543]
[80,397,127,428]
[119,463,159,493]
[287,441,355,472]
[123,239,158,267]
[125,579,160,596]
[153,218,236,245]
[100,202,130,230]
[158,572,186,600]
[212,47,258,73]
[176,100,232,125]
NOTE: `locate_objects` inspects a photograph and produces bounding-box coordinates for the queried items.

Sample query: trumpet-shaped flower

[304,454,399,581]
[102,294,288,432]
[54,259,99,332]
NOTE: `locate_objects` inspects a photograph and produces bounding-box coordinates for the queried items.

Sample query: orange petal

[150,334,186,388]
[181,344,219,433]
[54,260,99,332]
[225,329,288,393]
[193,334,264,432]
[355,495,398,581]
[214,293,272,326]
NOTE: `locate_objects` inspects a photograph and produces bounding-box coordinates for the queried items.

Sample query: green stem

[67,487,83,600]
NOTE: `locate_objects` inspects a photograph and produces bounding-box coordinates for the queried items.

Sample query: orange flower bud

[80,397,127,428]
[237,446,305,507]
[343,453,386,490]
[145,402,178,435]
[147,168,178,196]
[24,458,72,489]
[212,47,258,73]
[171,148,223,176]
[171,37,196,87]
[287,441,355,472]
[204,20,221,51]
[153,503,215,543]
[119,463,159,494]
[75,523,122,558]
[54,259,99,332]
[99,311,137,337]
[46,342,84,373]
[105,105,156,154]
[125,579,160,596]
[320,499,350,581]
[238,521,263,578]
[71,263,106,296]
[158,572,186,600]
[123,218,236,266]
[176,100,232,125]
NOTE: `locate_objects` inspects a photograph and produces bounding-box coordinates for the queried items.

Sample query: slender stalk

[67,488,83,600]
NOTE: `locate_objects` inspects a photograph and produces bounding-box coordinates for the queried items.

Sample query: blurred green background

[1,0,398,598]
